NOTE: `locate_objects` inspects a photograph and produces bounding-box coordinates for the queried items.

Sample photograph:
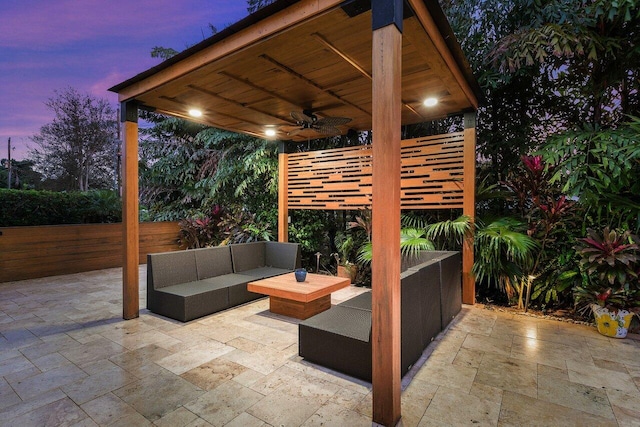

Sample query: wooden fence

[0,222,182,283]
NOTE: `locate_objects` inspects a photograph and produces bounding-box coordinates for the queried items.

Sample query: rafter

[159,95,267,130]
[312,33,372,79]
[311,33,424,120]
[218,71,304,111]
[187,84,294,125]
[406,0,479,109]
[259,54,370,115]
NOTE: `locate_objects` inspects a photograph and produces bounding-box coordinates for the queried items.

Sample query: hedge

[0,189,122,226]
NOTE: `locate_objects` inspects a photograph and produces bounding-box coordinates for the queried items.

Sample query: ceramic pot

[295,268,307,282]
[337,264,358,282]
[591,304,634,338]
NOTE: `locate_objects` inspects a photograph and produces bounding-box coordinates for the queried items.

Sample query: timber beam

[371,0,403,425]
[121,101,139,320]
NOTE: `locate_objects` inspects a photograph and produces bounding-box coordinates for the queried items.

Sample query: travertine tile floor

[1,267,639,426]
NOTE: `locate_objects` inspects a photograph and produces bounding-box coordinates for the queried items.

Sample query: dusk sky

[1,1,249,160]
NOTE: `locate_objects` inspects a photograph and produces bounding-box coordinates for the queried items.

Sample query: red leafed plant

[574,227,640,312]
[521,155,545,175]
[178,206,225,249]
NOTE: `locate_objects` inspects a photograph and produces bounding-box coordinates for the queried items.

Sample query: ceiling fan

[286,110,352,137]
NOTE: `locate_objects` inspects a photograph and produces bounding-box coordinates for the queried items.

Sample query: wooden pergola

[110,1,480,425]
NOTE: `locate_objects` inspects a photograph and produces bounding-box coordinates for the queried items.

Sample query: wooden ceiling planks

[113,3,477,141]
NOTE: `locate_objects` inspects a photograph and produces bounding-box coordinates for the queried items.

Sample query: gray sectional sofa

[298,251,461,382]
[147,241,301,322]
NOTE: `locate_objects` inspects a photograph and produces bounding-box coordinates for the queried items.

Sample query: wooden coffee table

[247,272,350,319]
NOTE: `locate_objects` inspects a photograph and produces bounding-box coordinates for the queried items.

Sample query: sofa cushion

[265,242,301,270]
[149,251,197,289]
[299,305,372,381]
[239,266,292,279]
[194,246,233,279]
[300,305,372,342]
[155,282,229,322]
[338,291,372,311]
[230,242,266,273]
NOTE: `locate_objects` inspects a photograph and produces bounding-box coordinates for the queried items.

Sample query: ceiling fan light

[423,97,438,107]
[265,129,276,137]
[188,109,203,117]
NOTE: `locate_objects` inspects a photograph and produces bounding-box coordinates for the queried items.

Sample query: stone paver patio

[0,267,639,426]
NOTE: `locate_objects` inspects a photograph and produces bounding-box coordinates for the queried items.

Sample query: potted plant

[333,234,358,282]
[574,227,640,338]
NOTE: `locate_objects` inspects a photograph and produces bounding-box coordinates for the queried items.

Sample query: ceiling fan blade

[316,116,352,127]
[316,125,342,135]
[286,128,304,136]
[291,111,314,124]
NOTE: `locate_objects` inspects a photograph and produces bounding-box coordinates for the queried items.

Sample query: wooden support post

[372,0,403,425]
[121,101,139,320]
[278,142,289,242]
[462,112,476,305]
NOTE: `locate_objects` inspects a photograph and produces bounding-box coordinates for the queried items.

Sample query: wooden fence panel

[287,132,465,210]
[0,222,182,283]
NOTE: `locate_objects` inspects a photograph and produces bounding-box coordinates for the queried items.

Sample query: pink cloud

[0,0,248,160]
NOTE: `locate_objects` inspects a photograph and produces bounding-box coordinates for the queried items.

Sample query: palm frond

[425,215,471,245]
[401,228,435,258]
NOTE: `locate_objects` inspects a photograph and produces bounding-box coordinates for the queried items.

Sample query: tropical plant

[472,217,538,306]
[400,228,436,259]
[332,233,354,266]
[573,227,640,314]
[347,210,372,242]
[199,130,278,211]
[138,115,214,220]
[356,228,434,265]
[332,232,359,280]
[575,228,639,285]
[178,206,224,249]
[218,207,273,244]
[540,121,640,231]
[424,215,471,250]
[501,155,579,310]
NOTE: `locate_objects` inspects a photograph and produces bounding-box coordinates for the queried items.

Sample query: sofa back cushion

[401,251,445,272]
[149,251,198,289]
[195,246,233,279]
[230,242,266,273]
[265,242,301,270]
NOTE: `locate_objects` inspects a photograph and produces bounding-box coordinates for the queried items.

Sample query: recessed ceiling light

[423,97,438,107]
[188,109,203,118]
[265,129,276,137]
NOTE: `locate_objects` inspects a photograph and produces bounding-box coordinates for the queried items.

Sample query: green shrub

[0,189,121,226]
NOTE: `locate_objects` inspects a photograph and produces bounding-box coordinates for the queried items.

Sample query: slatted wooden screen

[287,132,465,210]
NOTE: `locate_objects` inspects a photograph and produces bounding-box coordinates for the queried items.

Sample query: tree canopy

[30,88,118,191]
[443,0,640,180]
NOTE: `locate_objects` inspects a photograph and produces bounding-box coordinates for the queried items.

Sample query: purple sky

[1,1,249,160]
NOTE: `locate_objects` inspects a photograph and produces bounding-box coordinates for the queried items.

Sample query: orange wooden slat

[286,133,467,210]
